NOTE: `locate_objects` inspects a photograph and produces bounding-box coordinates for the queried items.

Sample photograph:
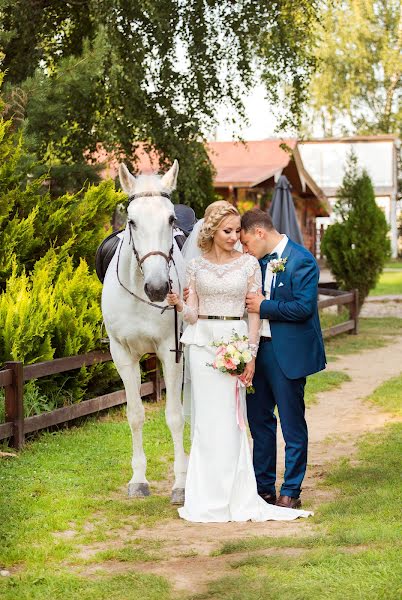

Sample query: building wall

[215,185,318,255]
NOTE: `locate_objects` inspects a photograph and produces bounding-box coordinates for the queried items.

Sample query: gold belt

[198,315,241,320]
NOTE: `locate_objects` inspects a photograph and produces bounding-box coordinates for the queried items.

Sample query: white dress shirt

[261,235,289,337]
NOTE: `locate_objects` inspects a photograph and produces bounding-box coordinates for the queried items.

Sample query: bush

[0,93,125,281]
[0,173,125,280]
[0,246,121,411]
[321,152,390,311]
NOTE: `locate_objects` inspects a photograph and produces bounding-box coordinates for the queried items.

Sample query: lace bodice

[182,253,262,346]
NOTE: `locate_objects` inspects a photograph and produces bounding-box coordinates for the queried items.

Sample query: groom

[241,209,326,509]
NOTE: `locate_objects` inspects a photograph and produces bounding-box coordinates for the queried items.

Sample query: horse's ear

[161,159,179,192]
[119,163,136,195]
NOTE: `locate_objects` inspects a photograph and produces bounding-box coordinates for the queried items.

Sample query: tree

[321,152,391,310]
[304,0,402,137]
[0,1,321,213]
[0,79,125,280]
[0,80,122,410]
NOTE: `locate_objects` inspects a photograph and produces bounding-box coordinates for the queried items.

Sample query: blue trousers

[246,340,307,498]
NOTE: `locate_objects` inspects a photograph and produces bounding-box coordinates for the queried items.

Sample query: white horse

[101,160,187,504]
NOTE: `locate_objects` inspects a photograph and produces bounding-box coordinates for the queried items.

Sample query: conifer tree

[321,153,391,311]
[0,95,125,281]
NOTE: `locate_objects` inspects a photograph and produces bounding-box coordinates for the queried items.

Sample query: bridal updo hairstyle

[198,201,240,253]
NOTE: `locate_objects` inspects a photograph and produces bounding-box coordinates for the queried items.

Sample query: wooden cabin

[206,139,330,256]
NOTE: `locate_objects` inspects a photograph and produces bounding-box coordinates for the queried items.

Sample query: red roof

[94,144,159,180]
[206,139,297,187]
[95,138,298,188]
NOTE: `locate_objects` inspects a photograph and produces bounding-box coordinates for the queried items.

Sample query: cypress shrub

[321,153,390,311]
[0,246,120,414]
[0,89,124,416]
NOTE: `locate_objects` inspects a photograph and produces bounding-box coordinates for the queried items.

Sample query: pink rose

[224,359,236,370]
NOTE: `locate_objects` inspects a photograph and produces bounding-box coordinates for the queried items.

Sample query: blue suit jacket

[259,239,326,380]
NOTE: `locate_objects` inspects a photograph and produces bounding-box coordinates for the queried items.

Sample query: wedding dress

[178,253,312,522]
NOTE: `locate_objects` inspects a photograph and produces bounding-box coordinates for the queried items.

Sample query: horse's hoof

[171,488,185,505]
[128,482,151,498]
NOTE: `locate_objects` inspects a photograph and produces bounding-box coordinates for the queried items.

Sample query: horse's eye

[128,219,136,228]
[169,215,175,226]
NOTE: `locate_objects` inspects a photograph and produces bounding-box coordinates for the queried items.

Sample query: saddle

[95,204,197,283]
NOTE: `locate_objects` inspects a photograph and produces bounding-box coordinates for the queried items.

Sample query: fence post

[155,363,162,403]
[143,355,162,403]
[349,289,359,335]
[4,361,24,449]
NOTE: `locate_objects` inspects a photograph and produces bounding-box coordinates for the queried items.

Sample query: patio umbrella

[268,175,304,246]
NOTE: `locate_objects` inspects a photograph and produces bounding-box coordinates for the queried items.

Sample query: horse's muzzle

[144,281,170,302]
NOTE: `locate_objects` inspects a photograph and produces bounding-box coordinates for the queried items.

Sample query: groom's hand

[245,289,265,313]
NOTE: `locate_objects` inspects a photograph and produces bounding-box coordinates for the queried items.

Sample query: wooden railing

[0,352,164,450]
[318,287,359,338]
[1,287,358,450]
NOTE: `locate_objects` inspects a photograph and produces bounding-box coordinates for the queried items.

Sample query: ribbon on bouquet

[235,379,246,431]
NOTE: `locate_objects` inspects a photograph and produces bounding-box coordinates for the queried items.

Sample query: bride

[167,201,312,522]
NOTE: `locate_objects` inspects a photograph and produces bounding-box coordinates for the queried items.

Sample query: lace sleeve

[246,257,262,355]
[183,260,199,324]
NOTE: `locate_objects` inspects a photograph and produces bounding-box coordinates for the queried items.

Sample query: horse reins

[116,190,183,363]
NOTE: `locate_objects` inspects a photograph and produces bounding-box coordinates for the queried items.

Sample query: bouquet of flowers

[207,331,255,393]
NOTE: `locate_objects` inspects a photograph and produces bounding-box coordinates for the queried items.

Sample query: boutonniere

[268,257,287,274]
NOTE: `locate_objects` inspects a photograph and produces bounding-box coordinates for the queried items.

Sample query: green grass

[324,317,402,358]
[1,332,401,599]
[0,405,188,598]
[369,271,402,295]
[0,572,172,600]
[0,406,190,569]
[206,423,402,600]
[366,373,402,416]
[305,371,350,406]
[385,259,402,270]
[198,548,402,600]
[319,308,349,331]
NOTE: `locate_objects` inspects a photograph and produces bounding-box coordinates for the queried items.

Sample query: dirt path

[360,297,402,318]
[79,336,402,594]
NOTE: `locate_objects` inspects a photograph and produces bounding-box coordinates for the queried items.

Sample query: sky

[213,83,280,142]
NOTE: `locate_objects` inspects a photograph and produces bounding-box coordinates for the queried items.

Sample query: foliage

[236,199,255,215]
[305,0,402,136]
[0,105,124,279]
[0,247,120,407]
[321,153,390,310]
[1,1,322,212]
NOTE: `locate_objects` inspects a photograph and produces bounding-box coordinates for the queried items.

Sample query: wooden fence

[318,287,359,338]
[0,352,164,450]
[0,288,358,450]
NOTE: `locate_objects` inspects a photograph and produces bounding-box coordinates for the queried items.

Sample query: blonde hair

[198,201,240,253]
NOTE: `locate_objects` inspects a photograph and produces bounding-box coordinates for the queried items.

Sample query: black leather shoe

[258,491,277,505]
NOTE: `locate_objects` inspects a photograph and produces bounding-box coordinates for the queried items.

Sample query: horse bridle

[116,190,183,363]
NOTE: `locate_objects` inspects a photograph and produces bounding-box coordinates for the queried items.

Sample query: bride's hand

[240,358,255,387]
[166,292,183,312]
